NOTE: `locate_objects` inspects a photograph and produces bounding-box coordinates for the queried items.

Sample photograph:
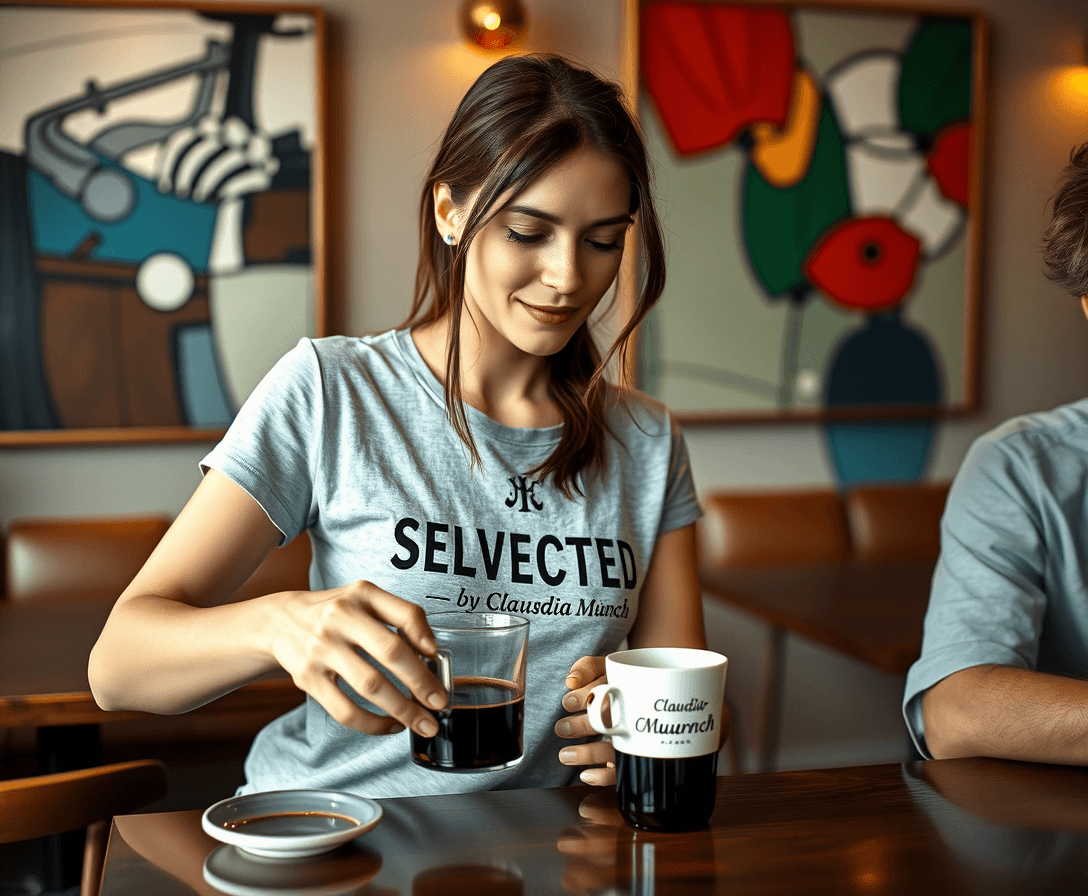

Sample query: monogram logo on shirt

[506,475,544,513]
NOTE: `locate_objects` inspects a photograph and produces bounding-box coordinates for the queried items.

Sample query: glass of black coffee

[586,647,728,832]
[411,612,529,772]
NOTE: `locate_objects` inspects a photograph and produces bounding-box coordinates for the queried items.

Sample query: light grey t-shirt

[902,398,1088,757]
[200,329,702,797]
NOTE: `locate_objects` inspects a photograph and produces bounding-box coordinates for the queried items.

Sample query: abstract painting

[0,1,326,444]
[636,0,984,434]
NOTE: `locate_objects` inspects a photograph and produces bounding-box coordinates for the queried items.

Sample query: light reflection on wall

[1051,66,1088,115]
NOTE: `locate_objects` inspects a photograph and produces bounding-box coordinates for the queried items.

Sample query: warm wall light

[1053,66,1088,115]
[460,0,528,51]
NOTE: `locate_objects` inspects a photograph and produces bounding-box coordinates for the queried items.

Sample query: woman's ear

[1081,295,1088,324]
[433,183,461,245]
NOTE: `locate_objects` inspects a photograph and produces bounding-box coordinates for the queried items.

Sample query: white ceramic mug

[587,647,727,758]
[586,647,727,831]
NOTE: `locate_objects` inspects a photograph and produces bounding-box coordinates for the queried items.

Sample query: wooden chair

[0,759,167,896]
[4,515,312,604]
[4,516,170,603]
[845,481,949,562]
[698,483,949,772]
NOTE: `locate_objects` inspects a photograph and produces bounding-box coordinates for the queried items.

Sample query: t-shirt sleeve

[901,433,1047,758]
[199,339,323,543]
[657,414,703,537]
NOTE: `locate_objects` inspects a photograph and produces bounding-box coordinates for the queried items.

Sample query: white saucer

[202,790,383,858]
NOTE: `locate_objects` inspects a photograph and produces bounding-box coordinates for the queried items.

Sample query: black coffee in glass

[411,675,524,771]
[614,749,718,832]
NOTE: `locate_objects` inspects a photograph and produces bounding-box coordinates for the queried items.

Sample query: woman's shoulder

[291,330,414,376]
[303,330,396,360]
[605,385,677,441]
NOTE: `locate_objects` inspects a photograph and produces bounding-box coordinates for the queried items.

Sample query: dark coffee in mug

[587,647,728,832]
[411,675,525,771]
[614,750,719,832]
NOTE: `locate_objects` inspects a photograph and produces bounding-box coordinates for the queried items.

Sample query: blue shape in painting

[823,313,941,485]
[27,158,216,271]
[824,420,935,484]
[175,323,234,426]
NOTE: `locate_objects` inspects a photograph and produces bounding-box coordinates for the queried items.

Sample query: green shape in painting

[741,102,850,298]
[899,18,973,139]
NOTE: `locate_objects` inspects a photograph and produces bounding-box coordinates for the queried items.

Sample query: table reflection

[556,791,718,896]
[411,862,523,896]
[905,758,1088,893]
[202,843,384,896]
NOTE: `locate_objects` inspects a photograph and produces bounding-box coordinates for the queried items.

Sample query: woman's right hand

[268,581,447,738]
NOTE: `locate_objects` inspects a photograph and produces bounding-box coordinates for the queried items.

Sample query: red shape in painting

[927,121,971,207]
[641,2,795,156]
[805,217,922,312]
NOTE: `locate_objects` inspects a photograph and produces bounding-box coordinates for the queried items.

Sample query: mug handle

[586,684,624,736]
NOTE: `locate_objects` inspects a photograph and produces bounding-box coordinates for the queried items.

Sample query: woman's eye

[506,228,544,245]
[588,239,623,253]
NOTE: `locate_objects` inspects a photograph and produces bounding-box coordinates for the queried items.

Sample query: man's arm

[922,664,1088,764]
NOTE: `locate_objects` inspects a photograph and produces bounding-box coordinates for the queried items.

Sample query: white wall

[3,0,1088,772]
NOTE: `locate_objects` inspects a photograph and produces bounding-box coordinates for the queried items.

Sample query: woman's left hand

[555,655,615,786]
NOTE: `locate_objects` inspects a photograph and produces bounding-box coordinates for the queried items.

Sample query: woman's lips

[519,300,578,324]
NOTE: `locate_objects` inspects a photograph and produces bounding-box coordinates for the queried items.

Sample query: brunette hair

[403,53,666,498]
[1042,142,1088,297]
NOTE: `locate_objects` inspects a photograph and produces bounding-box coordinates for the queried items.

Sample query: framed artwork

[631,0,986,424]
[0,0,327,445]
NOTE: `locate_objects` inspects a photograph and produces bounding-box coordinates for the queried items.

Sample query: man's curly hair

[1042,143,1088,298]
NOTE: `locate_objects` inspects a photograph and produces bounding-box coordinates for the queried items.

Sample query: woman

[88,53,710,798]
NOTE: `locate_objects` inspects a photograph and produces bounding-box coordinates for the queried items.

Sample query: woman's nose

[540,239,583,295]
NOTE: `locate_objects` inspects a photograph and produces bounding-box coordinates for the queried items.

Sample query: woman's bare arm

[88,469,445,738]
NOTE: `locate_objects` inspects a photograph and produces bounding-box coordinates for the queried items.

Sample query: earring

[444,233,455,246]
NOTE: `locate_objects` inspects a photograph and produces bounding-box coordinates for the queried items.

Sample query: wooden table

[99,757,1088,895]
[700,558,934,772]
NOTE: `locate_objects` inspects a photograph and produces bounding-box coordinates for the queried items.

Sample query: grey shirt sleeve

[902,434,1048,758]
[200,338,324,543]
[658,414,703,537]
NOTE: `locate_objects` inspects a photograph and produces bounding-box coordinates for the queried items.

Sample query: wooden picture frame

[627,0,987,424]
[0,0,328,446]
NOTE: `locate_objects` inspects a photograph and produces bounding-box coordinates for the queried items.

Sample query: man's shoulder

[957,398,1088,503]
[978,398,1088,454]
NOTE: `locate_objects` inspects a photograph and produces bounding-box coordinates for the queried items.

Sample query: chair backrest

[0,759,167,896]
[4,516,170,603]
[846,481,951,562]
[698,489,852,567]
[229,531,313,602]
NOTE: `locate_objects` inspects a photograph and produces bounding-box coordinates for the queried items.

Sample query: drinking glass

[410,612,529,772]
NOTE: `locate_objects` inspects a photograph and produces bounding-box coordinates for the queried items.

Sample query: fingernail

[556,721,572,737]
[562,693,579,711]
[559,748,577,763]
[566,672,581,687]
[427,691,446,709]
[388,722,406,734]
[579,770,594,783]
[417,718,438,737]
